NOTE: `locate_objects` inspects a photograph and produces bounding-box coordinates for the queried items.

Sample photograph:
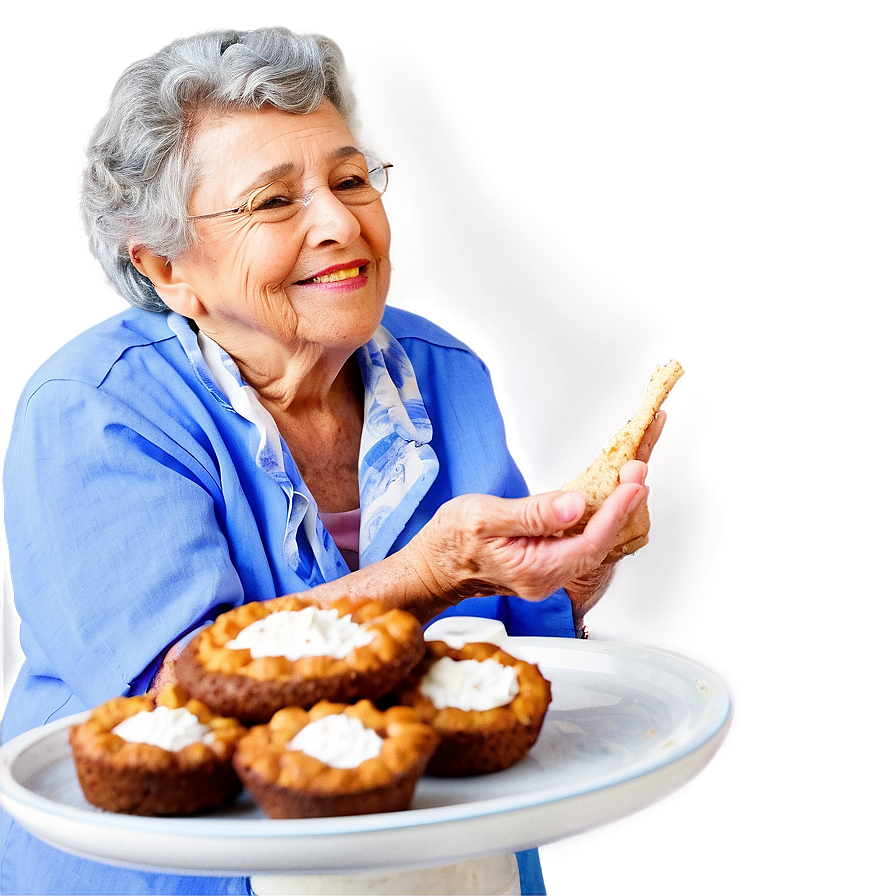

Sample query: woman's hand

[402,460,649,606]
[403,411,666,611]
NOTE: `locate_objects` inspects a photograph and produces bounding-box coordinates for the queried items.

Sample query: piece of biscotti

[561,359,684,552]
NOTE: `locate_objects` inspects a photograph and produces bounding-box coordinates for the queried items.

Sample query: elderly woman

[1,27,661,895]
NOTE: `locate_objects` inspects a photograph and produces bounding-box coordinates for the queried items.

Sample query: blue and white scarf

[168,313,439,583]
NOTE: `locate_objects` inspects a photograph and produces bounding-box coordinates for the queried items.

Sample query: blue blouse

[2,304,570,894]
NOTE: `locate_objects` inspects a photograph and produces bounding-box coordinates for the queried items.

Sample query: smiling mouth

[302,266,363,285]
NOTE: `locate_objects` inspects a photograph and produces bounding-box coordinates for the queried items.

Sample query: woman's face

[167,101,392,369]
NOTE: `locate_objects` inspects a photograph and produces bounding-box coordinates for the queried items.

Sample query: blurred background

[1,2,893,893]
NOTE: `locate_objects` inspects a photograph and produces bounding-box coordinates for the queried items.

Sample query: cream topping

[286,714,384,768]
[111,705,216,751]
[419,656,520,711]
[225,607,374,661]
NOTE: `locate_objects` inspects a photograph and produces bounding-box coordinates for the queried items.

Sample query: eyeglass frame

[187,152,393,222]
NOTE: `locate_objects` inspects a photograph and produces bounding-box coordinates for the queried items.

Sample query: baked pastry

[175,595,426,724]
[233,700,439,818]
[561,358,683,554]
[389,640,552,776]
[68,684,245,816]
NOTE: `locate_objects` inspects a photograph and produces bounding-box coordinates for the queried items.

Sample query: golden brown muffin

[175,596,426,724]
[389,641,552,777]
[233,700,439,818]
[68,684,246,816]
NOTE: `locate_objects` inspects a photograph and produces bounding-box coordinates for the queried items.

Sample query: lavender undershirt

[318,508,362,572]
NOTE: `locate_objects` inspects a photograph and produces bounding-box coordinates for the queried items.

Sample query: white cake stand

[1,630,731,894]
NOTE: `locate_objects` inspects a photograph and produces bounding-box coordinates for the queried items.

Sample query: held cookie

[233,700,439,818]
[389,640,552,777]
[175,595,426,724]
[68,684,246,816]
[561,358,683,554]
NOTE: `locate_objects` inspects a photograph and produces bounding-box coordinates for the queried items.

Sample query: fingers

[467,490,588,538]
[511,482,647,600]
[635,410,666,462]
[580,479,648,550]
[619,459,648,486]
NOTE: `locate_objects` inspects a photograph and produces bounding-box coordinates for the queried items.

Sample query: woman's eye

[251,194,292,212]
[247,183,295,213]
[332,175,368,193]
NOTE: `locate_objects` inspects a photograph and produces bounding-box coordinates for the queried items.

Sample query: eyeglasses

[188,152,393,223]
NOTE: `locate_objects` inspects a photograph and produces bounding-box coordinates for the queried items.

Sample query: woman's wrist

[308,547,458,624]
[566,560,617,637]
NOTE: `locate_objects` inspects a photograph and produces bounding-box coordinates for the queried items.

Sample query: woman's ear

[128,243,205,318]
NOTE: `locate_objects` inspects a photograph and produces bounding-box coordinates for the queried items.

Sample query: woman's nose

[299,187,362,247]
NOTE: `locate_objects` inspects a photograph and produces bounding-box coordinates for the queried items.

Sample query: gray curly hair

[81,27,358,311]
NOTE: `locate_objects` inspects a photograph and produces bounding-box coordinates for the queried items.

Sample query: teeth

[310,267,360,283]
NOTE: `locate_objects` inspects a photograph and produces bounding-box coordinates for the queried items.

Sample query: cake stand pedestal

[1,634,731,896]
[251,853,520,895]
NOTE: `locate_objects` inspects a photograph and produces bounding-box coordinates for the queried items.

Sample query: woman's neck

[198,326,366,513]
[262,359,365,514]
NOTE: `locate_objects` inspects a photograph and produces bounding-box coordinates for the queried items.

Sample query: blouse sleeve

[3,377,244,729]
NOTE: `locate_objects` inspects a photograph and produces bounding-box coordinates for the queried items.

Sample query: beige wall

[0,0,894,896]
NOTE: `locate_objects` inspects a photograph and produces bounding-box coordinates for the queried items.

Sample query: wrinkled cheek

[376,257,392,304]
[370,207,392,300]
[257,287,296,332]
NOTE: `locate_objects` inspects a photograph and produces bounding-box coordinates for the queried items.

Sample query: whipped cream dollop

[225,607,375,661]
[286,714,384,768]
[419,656,520,711]
[111,705,216,751]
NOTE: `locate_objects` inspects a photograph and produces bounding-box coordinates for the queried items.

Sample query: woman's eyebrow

[236,163,294,199]
[332,144,364,161]
[235,147,364,200]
